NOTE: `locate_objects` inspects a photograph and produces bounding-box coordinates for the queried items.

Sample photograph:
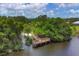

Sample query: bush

[25,36,32,46]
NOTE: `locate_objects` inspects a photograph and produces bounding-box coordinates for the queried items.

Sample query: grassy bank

[71,25,79,36]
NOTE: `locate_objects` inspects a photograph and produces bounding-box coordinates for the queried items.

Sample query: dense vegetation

[0,15,74,55]
[0,16,28,55]
[29,16,72,42]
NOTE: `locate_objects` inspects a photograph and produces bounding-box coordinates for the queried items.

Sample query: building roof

[73,21,79,24]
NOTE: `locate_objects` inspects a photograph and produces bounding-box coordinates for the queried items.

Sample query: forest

[0,15,77,55]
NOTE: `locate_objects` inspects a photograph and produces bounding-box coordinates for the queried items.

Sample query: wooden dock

[21,33,51,48]
[32,36,51,48]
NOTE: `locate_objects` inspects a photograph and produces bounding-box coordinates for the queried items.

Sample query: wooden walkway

[32,36,51,48]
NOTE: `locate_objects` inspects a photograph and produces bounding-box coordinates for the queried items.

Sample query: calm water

[8,37,79,56]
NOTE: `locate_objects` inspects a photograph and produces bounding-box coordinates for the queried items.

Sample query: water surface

[8,37,79,56]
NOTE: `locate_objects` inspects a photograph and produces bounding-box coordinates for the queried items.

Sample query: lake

[8,37,79,56]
